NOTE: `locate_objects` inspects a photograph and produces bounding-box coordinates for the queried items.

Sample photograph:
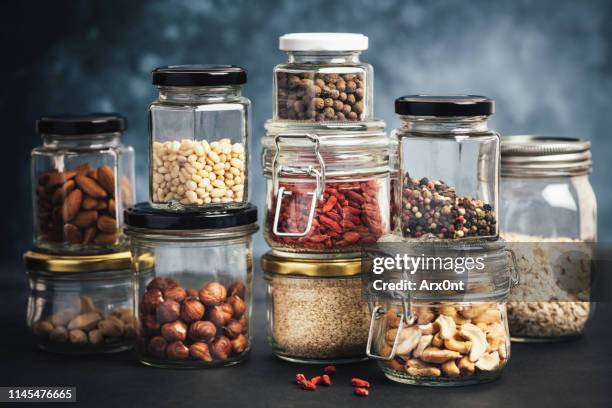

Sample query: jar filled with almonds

[31,114,135,254]
[149,65,250,211]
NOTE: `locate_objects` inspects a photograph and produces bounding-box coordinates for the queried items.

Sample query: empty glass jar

[274,33,372,122]
[25,250,139,354]
[500,136,596,341]
[392,96,499,240]
[125,203,258,368]
[149,65,249,210]
[31,114,134,254]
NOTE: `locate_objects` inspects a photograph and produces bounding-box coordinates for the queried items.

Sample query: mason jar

[262,120,392,257]
[365,240,517,386]
[149,65,249,210]
[392,96,499,240]
[31,114,135,254]
[25,250,139,354]
[124,203,258,368]
[262,253,369,364]
[500,136,596,341]
[274,33,372,122]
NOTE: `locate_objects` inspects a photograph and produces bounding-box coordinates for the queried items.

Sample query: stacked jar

[26,113,137,353]
[124,65,258,368]
[262,33,392,363]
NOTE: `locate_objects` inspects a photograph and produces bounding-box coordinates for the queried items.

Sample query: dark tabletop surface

[0,262,610,408]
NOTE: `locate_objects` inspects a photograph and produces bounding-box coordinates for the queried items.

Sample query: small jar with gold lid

[262,253,369,363]
[24,250,149,354]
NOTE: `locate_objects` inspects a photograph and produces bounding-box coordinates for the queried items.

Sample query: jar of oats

[262,253,369,364]
[500,136,596,341]
[149,65,249,211]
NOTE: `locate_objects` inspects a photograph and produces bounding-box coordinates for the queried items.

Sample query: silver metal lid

[501,136,592,177]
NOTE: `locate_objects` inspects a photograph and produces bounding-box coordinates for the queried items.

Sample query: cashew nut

[486,332,502,352]
[385,310,401,329]
[460,303,490,319]
[379,343,393,358]
[434,314,456,340]
[459,323,488,362]
[474,309,502,324]
[388,358,405,371]
[396,326,422,356]
[475,351,501,371]
[498,344,508,360]
[419,322,437,335]
[420,347,462,364]
[406,358,442,377]
[415,307,436,324]
[452,315,472,325]
[458,356,475,374]
[431,332,444,348]
[440,305,458,317]
[441,359,461,378]
[444,333,472,354]
[414,334,433,358]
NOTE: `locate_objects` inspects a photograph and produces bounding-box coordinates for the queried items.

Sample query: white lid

[279,33,368,51]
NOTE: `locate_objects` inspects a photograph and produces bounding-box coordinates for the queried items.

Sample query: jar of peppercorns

[262,120,392,257]
[31,114,135,255]
[274,33,372,122]
[392,96,500,240]
[124,203,258,368]
[149,65,249,211]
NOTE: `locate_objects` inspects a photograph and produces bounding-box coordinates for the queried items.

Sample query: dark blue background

[2,0,611,267]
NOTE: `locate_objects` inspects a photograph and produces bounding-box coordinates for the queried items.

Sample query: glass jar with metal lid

[262,253,369,364]
[274,33,373,122]
[125,203,258,368]
[149,65,249,211]
[31,114,135,254]
[365,240,517,386]
[392,95,499,240]
[25,251,142,354]
[500,136,596,341]
[262,120,392,256]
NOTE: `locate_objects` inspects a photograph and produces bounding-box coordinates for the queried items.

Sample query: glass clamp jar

[274,33,373,122]
[392,95,500,240]
[262,253,370,364]
[124,203,258,368]
[262,120,392,256]
[31,114,135,254]
[365,240,518,386]
[149,65,250,211]
[500,136,596,341]
[25,250,140,354]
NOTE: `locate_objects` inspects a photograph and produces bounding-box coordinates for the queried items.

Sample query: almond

[74,163,93,175]
[93,232,117,245]
[81,196,99,210]
[87,168,98,180]
[83,227,97,243]
[51,179,76,204]
[63,223,82,244]
[72,210,98,228]
[97,165,115,195]
[97,215,117,233]
[75,175,107,199]
[108,198,116,215]
[96,200,108,210]
[62,189,82,221]
[45,171,77,189]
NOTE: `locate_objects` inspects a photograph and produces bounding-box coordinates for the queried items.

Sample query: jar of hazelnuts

[274,33,372,122]
[24,251,144,354]
[124,203,258,368]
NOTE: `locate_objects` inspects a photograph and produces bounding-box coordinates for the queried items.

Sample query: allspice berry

[166,341,189,360]
[157,300,181,324]
[198,282,227,306]
[231,334,248,354]
[163,286,187,303]
[211,336,232,360]
[181,298,205,323]
[189,342,212,362]
[189,321,217,342]
[148,336,167,358]
[161,320,188,342]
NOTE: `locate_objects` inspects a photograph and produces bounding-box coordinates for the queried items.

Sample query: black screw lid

[124,203,258,230]
[395,95,494,117]
[152,65,247,87]
[36,113,127,136]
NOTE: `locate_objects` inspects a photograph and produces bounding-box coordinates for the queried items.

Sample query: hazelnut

[231,334,248,354]
[161,320,188,342]
[163,286,187,303]
[124,323,136,338]
[211,336,232,360]
[228,281,246,300]
[69,329,88,345]
[224,319,243,339]
[186,288,198,298]
[189,321,217,342]
[142,314,160,334]
[189,342,212,362]
[98,318,124,337]
[198,282,227,306]
[147,336,167,358]
[228,295,246,318]
[88,329,103,345]
[141,289,164,313]
[33,320,54,337]
[181,299,205,323]
[49,326,68,343]
[209,304,233,327]
[147,277,170,291]
[166,341,189,360]
[238,315,248,333]
[50,309,77,326]
[156,300,181,324]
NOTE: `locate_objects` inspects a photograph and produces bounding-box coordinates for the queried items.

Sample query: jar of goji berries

[262,120,391,257]
[392,95,500,240]
[31,114,135,255]
[274,33,372,122]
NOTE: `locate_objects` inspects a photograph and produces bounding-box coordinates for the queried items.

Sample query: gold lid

[24,251,134,273]
[261,252,363,277]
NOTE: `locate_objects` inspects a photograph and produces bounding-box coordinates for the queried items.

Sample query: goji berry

[323,365,336,375]
[322,374,332,385]
[311,376,321,385]
[322,195,337,212]
[354,387,369,396]
[302,381,316,391]
[295,373,306,384]
[351,378,370,388]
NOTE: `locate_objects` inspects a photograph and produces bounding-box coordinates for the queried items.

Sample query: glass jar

[392,96,499,240]
[31,114,135,254]
[365,240,517,386]
[500,136,596,341]
[262,253,369,364]
[124,203,258,368]
[262,120,392,257]
[274,33,372,122]
[149,65,249,211]
[25,250,139,354]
